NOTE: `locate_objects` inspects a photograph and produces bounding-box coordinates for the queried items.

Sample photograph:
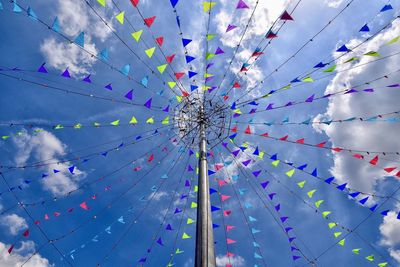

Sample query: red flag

[217,179,227,186]
[369,156,379,165]
[156,36,164,46]
[231,125,238,133]
[280,10,293,20]
[384,167,396,173]
[221,195,231,202]
[316,141,327,148]
[166,54,175,64]
[80,202,89,210]
[7,245,14,254]
[353,154,364,159]
[233,81,241,88]
[279,135,288,141]
[224,210,231,216]
[266,31,277,39]
[148,154,154,162]
[227,238,236,244]
[23,229,30,237]
[396,171,400,178]
[296,138,305,144]
[144,16,156,27]
[245,125,251,134]
[182,90,190,97]
[261,132,269,137]
[130,0,139,7]
[215,164,223,171]
[174,72,185,80]
[331,147,343,152]
[223,95,229,101]
[226,225,235,232]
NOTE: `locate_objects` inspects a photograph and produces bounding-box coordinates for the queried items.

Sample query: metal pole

[195,105,216,267]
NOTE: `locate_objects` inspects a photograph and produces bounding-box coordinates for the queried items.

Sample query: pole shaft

[195,106,216,267]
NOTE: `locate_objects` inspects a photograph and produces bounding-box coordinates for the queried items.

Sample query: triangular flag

[97,0,106,7]
[203,2,216,12]
[144,16,156,27]
[157,64,167,74]
[74,32,85,47]
[236,0,249,9]
[115,11,125,24]
[145,47,156,58]
[132,30,143,42]
[280,10,293,20]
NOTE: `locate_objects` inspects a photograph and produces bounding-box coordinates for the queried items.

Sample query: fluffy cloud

[13,129,86,196]
[216,254,245,267]
[0,214,27,236]
[323,0,345,8]
[314,19,400,262]
[0,241,52,267]
[379,206,400,263]
[313,19,400,194]
[40,0,112,75]
[214,0,289,48]
[379,210,400,247]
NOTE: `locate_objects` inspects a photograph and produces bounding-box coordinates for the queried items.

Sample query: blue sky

[0,0,400,266]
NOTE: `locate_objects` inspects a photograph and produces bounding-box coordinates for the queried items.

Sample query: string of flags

[232,37,400,110]
[2,0,399,265]
[69,157,194,261]
[227,139,400,221]
[1,130,176,214]
[233,110,400,127]
[7,1,189,99]
[231,81,400,117]
[139,165,196,265]
[221,3,398,105]
[229,124,400,157]
[224,143,390,266]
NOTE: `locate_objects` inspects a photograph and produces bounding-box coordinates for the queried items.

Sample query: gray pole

[195,105,216,267]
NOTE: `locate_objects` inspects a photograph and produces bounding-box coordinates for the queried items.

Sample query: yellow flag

[168,81,177,89]
[285,169,295,177]
[129,116,138,124]
[131,30,143,42]
[203,2,216,12]
[115,11,125,24]
[146,117,154,124]
[162,116,170,125]
[157,64,167,74]
[110,120,120,126]
[145,47,156,58]
[97,0,106,7]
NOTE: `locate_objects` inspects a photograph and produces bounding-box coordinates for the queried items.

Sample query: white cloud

[40,38,98,76]
[313,19,400,194]
[389,248,400,263]
[215,0,289,48]
[216,254,245,267]
[13,129,86,196]
[0,241,52,267]
[149,191,168,201]
[323,0,345,8]
[40,0,113,75]
[0,214,27,236]
[379,210,400,247]
[314,19,400,263]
